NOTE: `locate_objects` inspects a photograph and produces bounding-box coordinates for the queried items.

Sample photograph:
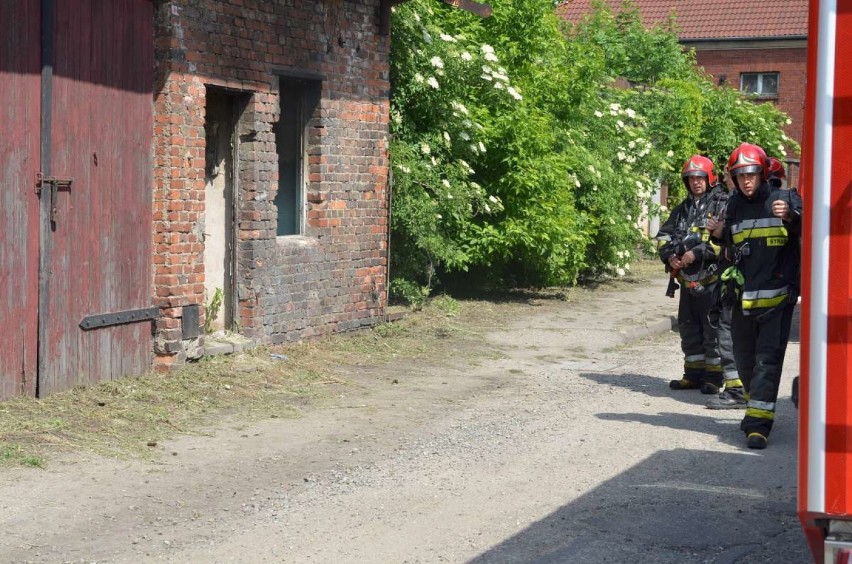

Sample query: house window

[740,72,779,98]
[274,77,320,236]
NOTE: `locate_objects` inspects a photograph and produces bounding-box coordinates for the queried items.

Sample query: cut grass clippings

[0,258,660,469]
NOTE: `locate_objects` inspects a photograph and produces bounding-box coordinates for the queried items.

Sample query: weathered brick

[151,0,390,369]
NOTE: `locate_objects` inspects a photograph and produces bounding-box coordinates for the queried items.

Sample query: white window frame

[740,72,780,98]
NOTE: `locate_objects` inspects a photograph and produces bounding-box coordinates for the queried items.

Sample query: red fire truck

[798,1,852,562]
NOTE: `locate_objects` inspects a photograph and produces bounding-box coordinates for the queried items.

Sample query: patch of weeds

[373,322,405,339]
[430,294,460,317]
[204,288,224,334]
[0,444,45,468]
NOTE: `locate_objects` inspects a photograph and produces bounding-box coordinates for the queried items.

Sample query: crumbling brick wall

[153,0,389,369]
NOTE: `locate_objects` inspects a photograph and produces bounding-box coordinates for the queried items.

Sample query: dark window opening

[740,72,779,98]
[274,77,320,236]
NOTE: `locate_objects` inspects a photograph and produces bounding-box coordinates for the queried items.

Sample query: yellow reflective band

[742,294,788,310]
[726,379,744,388]
[704,364,722,373]
[745,407,775,420]
[732,226,788,244]
[685,362,704,369]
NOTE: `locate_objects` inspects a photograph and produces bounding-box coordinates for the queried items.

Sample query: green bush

[388,0,796,302]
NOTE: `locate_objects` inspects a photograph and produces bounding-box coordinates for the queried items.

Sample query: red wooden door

[39,0,155,395]
[0,1,41,400]
[1,0,154,398]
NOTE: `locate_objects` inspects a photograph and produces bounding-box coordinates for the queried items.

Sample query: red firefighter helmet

[768,156,787,180]
[681,155,718,190]
[727,143,769,180]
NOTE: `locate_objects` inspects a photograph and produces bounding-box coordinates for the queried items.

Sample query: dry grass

[0,257,660,469]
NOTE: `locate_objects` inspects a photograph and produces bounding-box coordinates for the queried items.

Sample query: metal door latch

[35,172,73,223]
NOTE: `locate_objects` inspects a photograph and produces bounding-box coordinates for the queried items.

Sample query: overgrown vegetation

[388,0,796,302]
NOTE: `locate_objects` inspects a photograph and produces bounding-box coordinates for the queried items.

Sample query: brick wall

[153,0,389,368]
[695,47,806,152]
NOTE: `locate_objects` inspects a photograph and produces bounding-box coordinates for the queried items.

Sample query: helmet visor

[732,164,763,176]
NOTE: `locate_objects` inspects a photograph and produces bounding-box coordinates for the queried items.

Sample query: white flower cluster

[451,100,469,116]
[480,59,522,100]
[458,159,475,175]
[616,137,652,164]
[481,44,499,62]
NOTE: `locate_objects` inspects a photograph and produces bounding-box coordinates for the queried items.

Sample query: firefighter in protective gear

[719,143,802,449]
[656,155,726,394]
[705,165,746,409]
[767,156,787,189]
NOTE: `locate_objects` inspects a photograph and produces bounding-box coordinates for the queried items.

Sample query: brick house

[152,0,396,369]
[557,0,808,157]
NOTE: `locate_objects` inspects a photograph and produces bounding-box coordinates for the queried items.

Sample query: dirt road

[0,277,808,563]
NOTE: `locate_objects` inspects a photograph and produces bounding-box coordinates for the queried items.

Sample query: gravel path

[0,277,808,563]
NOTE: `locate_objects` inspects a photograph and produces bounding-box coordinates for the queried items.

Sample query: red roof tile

[556,1,809,40]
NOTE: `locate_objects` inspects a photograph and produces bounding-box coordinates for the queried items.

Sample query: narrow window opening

[274,77,320,236]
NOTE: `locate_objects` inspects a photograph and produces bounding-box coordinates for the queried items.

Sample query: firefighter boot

[669,377,701,390]
[705,387,747,410]
[699,381,721,395]
[747,432,768,450]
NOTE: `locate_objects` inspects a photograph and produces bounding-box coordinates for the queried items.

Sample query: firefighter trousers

[717,302,741,388]
[731,301,796,437]
[678,285,722,386]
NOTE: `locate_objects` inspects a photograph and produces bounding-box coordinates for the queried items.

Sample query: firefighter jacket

[722,181,803,316]
[656,185,726,294]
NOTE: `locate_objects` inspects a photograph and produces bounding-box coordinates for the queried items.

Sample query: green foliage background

[388,0,796,303]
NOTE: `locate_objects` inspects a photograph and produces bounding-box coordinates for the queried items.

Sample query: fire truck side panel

[825,0,852,516]
[800,1,852,561]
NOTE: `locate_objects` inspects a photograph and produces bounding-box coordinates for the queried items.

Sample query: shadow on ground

[579,371,719,407]
[466,448,809,563]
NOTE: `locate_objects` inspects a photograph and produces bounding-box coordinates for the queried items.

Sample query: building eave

[680,36,808,51]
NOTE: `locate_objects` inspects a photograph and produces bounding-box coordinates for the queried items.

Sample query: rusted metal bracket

[36,171,73,224]
[80,307,160,331]
[35,171,73,194]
